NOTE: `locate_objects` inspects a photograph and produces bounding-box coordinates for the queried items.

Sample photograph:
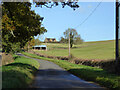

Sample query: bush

[68,54,75,60]
[73,59,116,74]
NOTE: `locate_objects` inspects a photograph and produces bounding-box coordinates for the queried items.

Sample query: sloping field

[35,40,115,60]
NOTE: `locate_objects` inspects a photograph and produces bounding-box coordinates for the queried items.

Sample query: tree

[63,28,83,48]
[2,2,47,53]
[74,35,83,45]
[34,38,41,45]
[34,2,79,10]
[59,36,68,43]
[24,37,42,51]
[29,38,35,47]
[24,37,35,51]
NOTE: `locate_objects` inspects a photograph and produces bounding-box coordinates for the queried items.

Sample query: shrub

[68,54,75,60]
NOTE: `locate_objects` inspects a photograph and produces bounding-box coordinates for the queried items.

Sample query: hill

[35,40,115,60]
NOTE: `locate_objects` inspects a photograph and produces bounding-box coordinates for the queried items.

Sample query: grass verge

[1,54,40,88]
[22,52,120,90]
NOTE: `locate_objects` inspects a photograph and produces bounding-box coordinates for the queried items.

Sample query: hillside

[35,40,115,60]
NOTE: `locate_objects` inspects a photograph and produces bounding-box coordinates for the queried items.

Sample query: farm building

[32,45,47,51]
[44,38,57,43]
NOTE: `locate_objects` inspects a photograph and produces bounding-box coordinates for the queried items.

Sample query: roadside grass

[37,40,115,60]
[2,55,40,88]
[22,52,120,90]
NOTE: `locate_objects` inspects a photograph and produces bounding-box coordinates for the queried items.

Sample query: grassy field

[22,52,120,89]
[2,55,40,88]
[35,40,115,60]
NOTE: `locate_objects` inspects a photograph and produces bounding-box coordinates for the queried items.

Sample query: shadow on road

[31,68,105,89]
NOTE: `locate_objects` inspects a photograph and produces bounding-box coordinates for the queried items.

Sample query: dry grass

[2,53,14,65]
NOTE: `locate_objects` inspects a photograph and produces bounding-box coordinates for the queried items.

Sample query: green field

[35,40,115,60]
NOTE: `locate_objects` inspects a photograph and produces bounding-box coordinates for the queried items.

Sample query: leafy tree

[34,2,79,10]
[11,42,21,54]
[59,36,68,43]
[34,38,41,45]
[29,38,35,47]
[2,2,47,53]
[74,35,83,45]
[63,28,83,48]
[24,37,35,51]
[24,37,42,51]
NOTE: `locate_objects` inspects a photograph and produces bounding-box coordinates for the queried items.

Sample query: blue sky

[31,2,115,42]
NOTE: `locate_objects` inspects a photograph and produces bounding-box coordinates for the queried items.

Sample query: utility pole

[69,28,71,57]
[116,0,120,73]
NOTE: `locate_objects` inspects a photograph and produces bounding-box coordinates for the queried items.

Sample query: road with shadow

[18,53,105,89]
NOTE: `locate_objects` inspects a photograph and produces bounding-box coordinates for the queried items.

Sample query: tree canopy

[34,2,79,10]
[60,28,83,48]
[2,2,47,53]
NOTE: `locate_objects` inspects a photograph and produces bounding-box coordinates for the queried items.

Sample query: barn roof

[46,38,56,39]
[32,45,47,47]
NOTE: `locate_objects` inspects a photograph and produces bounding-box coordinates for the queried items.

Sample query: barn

[32,45,47,51]
[44,38,57,43]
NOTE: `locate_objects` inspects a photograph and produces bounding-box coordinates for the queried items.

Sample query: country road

[18,53,105,89]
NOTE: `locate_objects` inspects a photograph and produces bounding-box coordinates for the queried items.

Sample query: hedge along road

[18,53,105,89]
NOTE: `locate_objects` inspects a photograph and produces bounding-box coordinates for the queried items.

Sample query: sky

[31,1,115,42]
